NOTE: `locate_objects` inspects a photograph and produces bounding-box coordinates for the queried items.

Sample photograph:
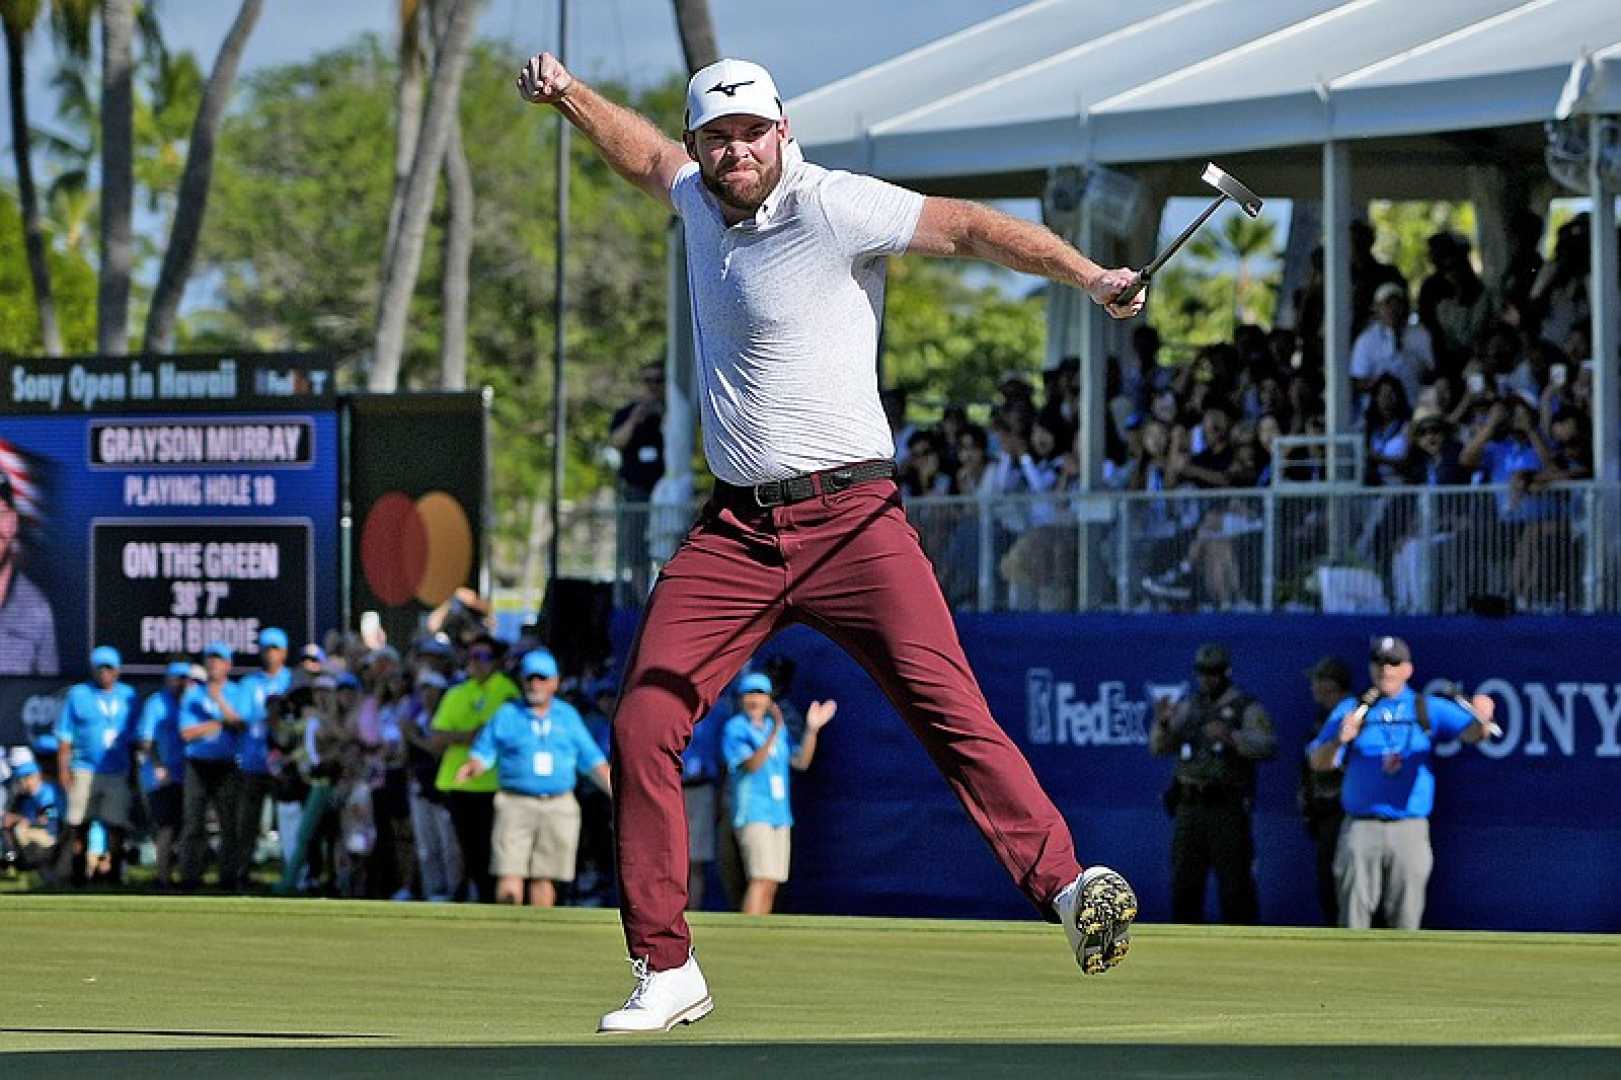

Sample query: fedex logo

[1026,669,1149,748]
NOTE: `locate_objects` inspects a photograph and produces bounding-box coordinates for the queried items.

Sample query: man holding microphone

[1308,636,1498,929]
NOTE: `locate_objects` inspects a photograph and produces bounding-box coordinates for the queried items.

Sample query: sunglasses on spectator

[1371,656,1406,667]
[469,649,495,661]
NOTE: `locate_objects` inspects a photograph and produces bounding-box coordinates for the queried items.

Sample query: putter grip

[1113,273,1148,307]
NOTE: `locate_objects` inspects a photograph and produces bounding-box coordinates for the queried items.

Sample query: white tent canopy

[789,0,1621,183]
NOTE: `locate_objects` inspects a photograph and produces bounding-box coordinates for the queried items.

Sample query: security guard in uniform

[1150,643,1277,923]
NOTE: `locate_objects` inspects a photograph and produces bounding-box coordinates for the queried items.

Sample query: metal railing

[587,482,1621,616]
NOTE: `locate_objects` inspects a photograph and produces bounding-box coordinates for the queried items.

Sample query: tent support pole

[1590,114,1618,486]
[1079,193,1107,492]
[1322,140,1353,461]
[1588,114,1618,610]
[1322,140,1353,561]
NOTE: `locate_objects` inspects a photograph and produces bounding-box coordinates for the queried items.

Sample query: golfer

[518,52,1143,1034]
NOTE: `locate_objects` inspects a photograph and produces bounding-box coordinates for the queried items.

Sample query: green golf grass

[2,897,1618,1078]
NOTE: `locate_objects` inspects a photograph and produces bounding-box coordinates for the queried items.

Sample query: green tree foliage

[197,40,682,559]
[1188,211,1279,325]
[879,257,1045,408]
[0,185,98,354]
[1369,200,1475,286]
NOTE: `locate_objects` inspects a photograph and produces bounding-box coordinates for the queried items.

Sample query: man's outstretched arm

[516,52,689,207]
[909,197,1144,319]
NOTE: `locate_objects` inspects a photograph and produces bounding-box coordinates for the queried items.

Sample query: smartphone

[1467,372,1486,394]
[1551,363,1568,387]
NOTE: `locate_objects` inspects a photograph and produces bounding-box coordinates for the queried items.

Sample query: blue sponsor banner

[613,610,1621,932]
[1,356,338,747]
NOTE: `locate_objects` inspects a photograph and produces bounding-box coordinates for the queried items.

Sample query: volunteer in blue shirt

[54,645,138,885]
[1308,635,1497,930]
[456,649,610,907]
[3,758,61,881]
[722,672,835,916]
[179,641,249,891]
[235,627,292,890]
[136,660,196,888]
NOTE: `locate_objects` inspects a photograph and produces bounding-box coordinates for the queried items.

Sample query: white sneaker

[597,951,714,1034]
[1055,865,1137,975]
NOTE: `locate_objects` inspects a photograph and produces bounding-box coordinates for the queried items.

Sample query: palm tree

[383,0,426,267]
[143,0,263,351]
[97,0,135,355]
[3,0,66,355]
[439,99,473,390]
[399,0,474,391]
[370,0,481,392]
[433,0,473,390]
[1190,211,1278,324]
[671,0,719,73]
[47,171,95,255]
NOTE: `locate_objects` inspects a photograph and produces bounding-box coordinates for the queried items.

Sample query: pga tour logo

[1026,669,1151,747]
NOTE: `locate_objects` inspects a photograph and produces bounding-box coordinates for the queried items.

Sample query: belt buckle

[753,481,784,508]
[826,467,855,493]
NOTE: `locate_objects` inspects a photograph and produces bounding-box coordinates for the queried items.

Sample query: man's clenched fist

[1087,266,1146,320]
[517,52,574,105]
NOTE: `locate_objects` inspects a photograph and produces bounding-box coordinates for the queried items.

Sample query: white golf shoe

[597,951,714,1034]
[1055,865,1137,975]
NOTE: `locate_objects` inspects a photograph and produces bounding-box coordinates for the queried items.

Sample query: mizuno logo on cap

[709,79,755,97]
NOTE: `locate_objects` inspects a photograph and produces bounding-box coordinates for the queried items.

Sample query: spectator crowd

[867,212,1612,615]
[0,599,830,914]
[0,618,1511,932]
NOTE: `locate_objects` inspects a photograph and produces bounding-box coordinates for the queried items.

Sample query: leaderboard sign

[1,354,338,680]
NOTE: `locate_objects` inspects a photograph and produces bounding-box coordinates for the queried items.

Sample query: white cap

[685,59,782,132]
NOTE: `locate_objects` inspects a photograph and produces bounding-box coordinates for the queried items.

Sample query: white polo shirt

[670,142,925,485]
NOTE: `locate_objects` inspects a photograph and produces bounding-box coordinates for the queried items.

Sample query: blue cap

[336,672,361,690]
[203,641,233,662]
[521,649,559,680]
[90,645,121,669]
[12,759,40,779]
[165,660,192,679]
[738,672,773,696]
[300,643,326,663]
[260,627,288,650]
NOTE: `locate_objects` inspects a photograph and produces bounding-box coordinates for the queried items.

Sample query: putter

[1113,162,1262,306]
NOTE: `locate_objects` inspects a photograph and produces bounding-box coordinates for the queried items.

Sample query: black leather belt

[714,459,897,509]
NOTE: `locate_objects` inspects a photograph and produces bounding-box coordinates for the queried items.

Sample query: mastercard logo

[360,491,474,607]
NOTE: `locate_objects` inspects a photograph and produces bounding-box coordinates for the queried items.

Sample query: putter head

[1202,162,1263,218]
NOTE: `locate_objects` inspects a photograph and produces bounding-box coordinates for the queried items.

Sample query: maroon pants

[611,479,1083,970]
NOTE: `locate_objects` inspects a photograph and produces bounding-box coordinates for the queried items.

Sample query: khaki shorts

[490,790,581,882]
[684,783,716,863]
[738,822,791,884]
[66,770,134,830]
